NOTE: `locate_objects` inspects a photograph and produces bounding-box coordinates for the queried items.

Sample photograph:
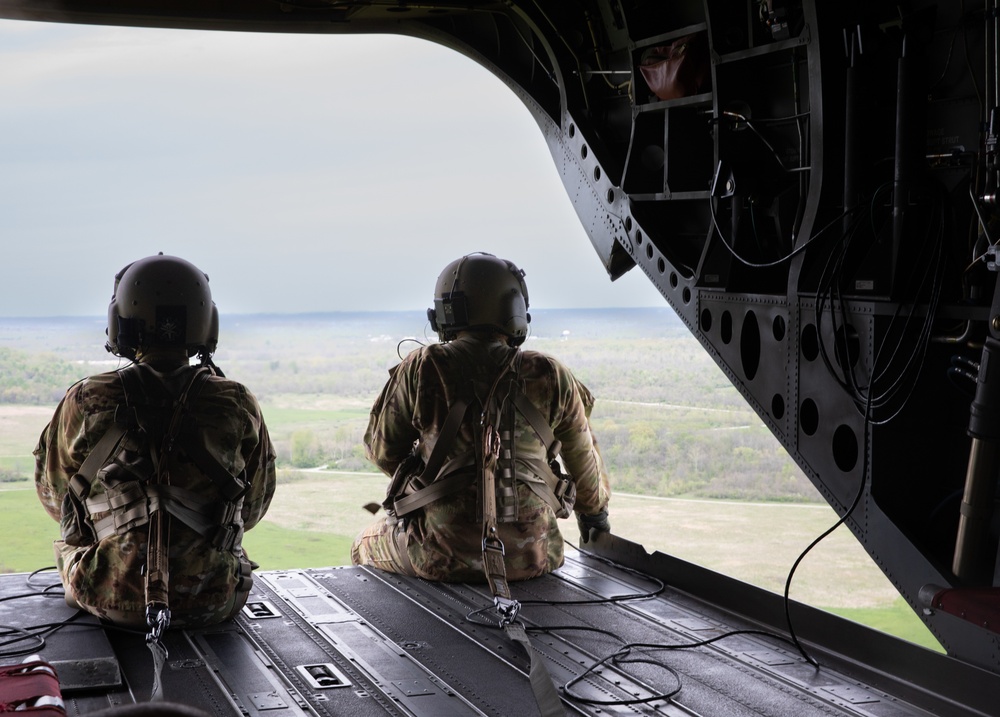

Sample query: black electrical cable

[960,0,985,111]
[0,567,149,659]
[471,540,815,707]
[557,627,805,706]
[396,337,426,360]
[504,9,559,87]
[24,566,63,594]
[864,197,946,424]
[815,180,949,425]
[563,646,682,705]
[781,408,869,667]
[813,184,893,401]
[968,180,995,258]
[930,25,960,93]
[709,197,858,269]
[713,111,808,173]
[0,625,46,658]
[0,613,94,658]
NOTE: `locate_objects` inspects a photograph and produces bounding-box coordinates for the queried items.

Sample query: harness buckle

[483,424,501,462]
[68,473,92,500]
[493,596,521,627]
[482,535,505,556]
[145,603,171,645]
[211,524,241,552]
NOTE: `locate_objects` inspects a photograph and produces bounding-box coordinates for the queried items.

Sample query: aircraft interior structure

[2,1,1000,716]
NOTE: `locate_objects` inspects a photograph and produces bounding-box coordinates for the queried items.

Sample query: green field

[3,469,941,652]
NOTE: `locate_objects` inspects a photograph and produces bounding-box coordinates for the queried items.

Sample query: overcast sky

[0,18,666,317]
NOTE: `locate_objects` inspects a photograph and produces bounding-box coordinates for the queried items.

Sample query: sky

[0,17,666,317]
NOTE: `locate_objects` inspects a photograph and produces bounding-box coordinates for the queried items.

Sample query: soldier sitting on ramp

[352,252,611,587]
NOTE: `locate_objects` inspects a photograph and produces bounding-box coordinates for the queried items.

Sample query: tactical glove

[577,510,611,544]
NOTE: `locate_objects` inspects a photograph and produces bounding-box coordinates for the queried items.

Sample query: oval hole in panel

[741,311,761,381]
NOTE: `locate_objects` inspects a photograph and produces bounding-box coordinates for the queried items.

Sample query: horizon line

[0,305,674,321]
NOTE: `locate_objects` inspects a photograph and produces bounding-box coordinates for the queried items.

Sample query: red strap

[0,661,64,714]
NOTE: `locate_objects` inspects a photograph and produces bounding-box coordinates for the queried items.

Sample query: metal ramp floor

[1,547,993,716]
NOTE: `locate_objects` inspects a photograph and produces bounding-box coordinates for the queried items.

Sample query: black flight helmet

[105,253,219,360]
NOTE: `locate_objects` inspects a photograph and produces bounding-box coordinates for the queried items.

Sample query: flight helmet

[105,253,219,360]
[427,253,530,346]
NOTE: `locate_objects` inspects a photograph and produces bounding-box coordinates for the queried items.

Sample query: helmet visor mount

[113,305,191,356]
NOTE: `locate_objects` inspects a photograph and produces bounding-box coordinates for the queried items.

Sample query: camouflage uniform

[352,334,610,582]
[34,362,276,628]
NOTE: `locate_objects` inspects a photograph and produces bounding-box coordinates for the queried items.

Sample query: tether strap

[480,354,516,609]
[145,369,209,611]
[147,630,168,702]
[478,352,565,717]
[143,366,210,702]
[506,622,565,717]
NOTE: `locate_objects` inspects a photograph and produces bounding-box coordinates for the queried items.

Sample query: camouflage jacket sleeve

[546,359,611,517]
[33,383,90,523]
[363,355,421,477]
[240,391,277,531]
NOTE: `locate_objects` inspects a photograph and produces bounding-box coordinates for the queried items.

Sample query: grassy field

[3,463,941,651]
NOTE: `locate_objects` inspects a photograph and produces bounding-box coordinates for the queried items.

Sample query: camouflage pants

[350,516,415,576]
[54,539,252,629]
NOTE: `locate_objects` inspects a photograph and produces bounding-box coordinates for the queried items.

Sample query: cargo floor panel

[0,552,987,716]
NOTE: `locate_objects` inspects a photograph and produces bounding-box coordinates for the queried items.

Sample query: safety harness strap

[393,471,475,517]
[511,390,574,518]
[68,423,129,501]
[518,459,568,514]
[389,399,471,518]
[511,390,561,461]
[476,354,566,717]
[180,425,247,502]
[390,363,572,522]
[65,422,129,545]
